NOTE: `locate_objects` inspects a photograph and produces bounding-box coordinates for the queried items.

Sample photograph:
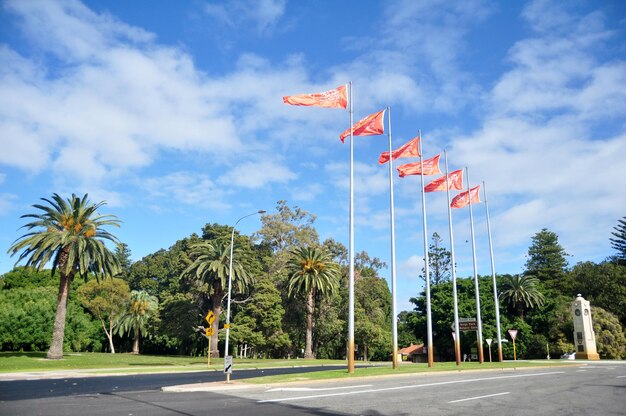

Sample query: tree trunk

[47,271,73,360]
[132,327,140,354]
[210,293,222,358]
[107,320,116,354]
[304,289,315,359]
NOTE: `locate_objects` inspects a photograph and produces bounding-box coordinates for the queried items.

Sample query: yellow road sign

[224,323,231,329]
[205,311,215,325]
[205,327,215,336]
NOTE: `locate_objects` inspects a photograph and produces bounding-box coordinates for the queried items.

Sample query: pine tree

[609,217,626,264]
[420,232,452,285]
[524,229,569,293]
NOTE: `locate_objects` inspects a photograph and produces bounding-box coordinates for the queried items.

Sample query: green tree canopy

[500,274,545,320]
[77,278,130,353]
[287,246,339,359]
[8,193,121,359]
[524,228,570,293]
[609,217,626,264]
[116,290,159,354]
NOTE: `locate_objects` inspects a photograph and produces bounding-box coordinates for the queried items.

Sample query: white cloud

[219,160,296,189]
[202,0,287,34]
[143,172,230,210]
[398,254,424,281]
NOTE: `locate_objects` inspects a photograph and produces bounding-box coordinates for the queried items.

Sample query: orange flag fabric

[379,136,421,164]
[339,109,386,143]
[397,155,441,177]
[424,169,464,192]
[283,85,348,109]
[451,185,481,208]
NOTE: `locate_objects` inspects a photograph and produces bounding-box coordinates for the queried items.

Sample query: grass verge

[0,352,345,373]
[242,360,574,384]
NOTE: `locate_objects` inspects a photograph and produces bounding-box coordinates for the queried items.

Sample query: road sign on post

[224,355,233,378]
[486,338,493,363]
[205,311,215,325]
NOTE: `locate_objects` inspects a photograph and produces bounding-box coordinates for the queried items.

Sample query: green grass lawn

[243,360,574,384]
[0,352,346,373]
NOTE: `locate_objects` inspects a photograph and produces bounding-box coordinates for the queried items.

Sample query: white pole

[483,181,503,362]
[465,168,484,364]
[445,150,461,366]
[419,132,434,367]
[225,210,264,382]
[386,107,398,369]
[348,82,355,373]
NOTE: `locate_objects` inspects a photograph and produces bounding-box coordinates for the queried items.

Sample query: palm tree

[181,241,252,357]
[287,246,339,359]
[8,193,121,359]
[116,290,159,354]
[499,274,545,320]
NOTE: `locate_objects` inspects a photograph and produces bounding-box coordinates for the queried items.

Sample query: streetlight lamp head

[258,210,266,214]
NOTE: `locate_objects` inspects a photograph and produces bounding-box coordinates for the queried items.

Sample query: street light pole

[224,209,265,382]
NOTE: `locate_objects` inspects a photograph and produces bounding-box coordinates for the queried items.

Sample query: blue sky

[1,0,625,312]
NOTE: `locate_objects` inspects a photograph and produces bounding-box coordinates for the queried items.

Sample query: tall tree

[287,246,339,358]
[77,278,131,353]
[419,232,452,285]
[609,217,626,264]
[255,200,319,274]
[8,193,121,359]
[114,243,133,278]
[499,274,545,320]
[180,241,253,357]
[524,229,569,292]
[116,290,159,354]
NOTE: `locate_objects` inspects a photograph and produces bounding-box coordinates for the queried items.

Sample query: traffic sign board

[459,320,478,331]
[508,329,518,340]
[224,355,233,374]
[205,327,214,336]
[205,311,215,325]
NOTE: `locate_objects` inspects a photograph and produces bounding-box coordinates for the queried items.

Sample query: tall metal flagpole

[386,107,398,369]
[483,181,503,362]
[419,132,434,368]
[348,82,355,373]
[445,150,461,366]
[465,168,484,364]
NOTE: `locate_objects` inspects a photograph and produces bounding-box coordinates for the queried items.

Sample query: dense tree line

[1,193,623,361]
[403,226,626,360]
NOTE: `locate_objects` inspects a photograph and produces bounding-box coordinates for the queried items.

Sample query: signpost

[508,329,518,361]
[224,355,233,377]
[486,338,492,363]
[459,318,478,331]
[205,311,215,367]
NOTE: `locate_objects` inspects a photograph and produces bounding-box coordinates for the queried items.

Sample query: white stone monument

[571,294,599,360]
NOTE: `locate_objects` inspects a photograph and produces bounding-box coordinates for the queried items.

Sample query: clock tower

[571,294,600,360]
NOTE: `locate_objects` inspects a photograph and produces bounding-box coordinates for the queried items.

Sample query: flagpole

[465,168,484,364]
[384,107,398,369]
[483,181,503,362]
[348,82,355,374]
[419,132,434,368]
[445,150,461,366]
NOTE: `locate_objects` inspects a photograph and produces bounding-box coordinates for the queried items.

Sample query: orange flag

[451,185,481,208]
[339,109,385,143]
[397,155,441,177]
[283,85,348,109]
[424,169,464,192]
[379,136,421,164]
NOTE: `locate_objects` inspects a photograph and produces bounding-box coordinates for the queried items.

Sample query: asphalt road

[1,362,624,416]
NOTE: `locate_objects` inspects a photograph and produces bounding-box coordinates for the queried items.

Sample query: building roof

[398,343,424,355]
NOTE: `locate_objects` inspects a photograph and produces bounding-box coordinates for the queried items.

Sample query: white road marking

[448,391,510,403]
[576,370,587,372]
[617,375,626,378]
[266,384,372,392]
[257,371,565,403]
